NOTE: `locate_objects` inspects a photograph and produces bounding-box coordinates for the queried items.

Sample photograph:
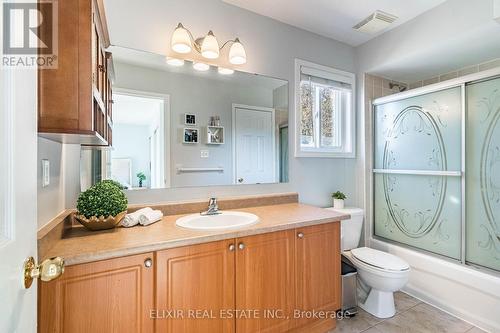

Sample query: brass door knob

[229,244,235,251]
[297,232,304,239]
[238,243,245,250]
[24,256,65,289]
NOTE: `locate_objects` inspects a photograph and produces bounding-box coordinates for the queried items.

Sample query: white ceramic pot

[333,199,345,209]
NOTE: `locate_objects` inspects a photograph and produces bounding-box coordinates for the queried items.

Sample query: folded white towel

[138,210,163,226]
[121,207,154,227]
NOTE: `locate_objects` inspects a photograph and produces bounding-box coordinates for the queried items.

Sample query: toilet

[326,207,410,318]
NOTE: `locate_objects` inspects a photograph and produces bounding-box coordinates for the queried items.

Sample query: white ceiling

[113,94,163,126]
[221,0,447,46]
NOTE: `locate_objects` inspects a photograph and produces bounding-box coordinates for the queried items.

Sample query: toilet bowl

[326,207,410,318]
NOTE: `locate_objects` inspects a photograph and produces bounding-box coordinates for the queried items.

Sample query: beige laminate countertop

[43,203,350,266]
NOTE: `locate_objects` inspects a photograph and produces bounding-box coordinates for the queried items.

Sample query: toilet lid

[351,247,409,271]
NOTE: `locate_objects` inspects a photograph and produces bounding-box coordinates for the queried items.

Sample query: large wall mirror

[81,46,289,190]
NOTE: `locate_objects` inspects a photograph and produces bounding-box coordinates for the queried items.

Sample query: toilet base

[358,289,396,319]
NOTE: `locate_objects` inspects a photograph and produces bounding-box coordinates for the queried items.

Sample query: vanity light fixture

[228,38,246,65]
[170,23,247,65]
[201,31,220,59]
[218,67,234,75]
[171,23,192,53]
[165,57,184,67]
[193,62,210,71]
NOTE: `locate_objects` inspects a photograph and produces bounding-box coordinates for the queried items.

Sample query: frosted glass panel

[374,87,462,259]
[374,87,462,171]
[374,174,461,259]
[466,77,500,271]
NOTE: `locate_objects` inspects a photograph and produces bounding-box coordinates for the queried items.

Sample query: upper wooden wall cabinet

[38,0,114,146]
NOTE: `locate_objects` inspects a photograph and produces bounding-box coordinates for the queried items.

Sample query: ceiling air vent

[353,10,398,34]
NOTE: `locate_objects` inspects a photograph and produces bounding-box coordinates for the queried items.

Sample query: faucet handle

[209,197,217,205]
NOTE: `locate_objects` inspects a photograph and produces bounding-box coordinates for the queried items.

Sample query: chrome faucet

[201,197,220,215]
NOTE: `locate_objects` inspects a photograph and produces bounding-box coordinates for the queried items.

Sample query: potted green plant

[137,172,146,187]
[332,191,347,209]
[75,180,128,231]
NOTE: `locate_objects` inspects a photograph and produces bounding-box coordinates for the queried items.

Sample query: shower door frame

[370,66,500,276]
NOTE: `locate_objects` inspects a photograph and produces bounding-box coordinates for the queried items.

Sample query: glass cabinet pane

[466,77,500,271]
[374,87,462,171]
[374,173,462,259]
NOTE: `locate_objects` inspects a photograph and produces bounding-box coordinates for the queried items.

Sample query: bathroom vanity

[37,194,349,333]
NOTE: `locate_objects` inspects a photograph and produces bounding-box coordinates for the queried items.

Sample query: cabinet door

[38,0,80,131]
[295,223,341,331]
[38,253,155,333]
[236,230,295,333]
[156,240,235,333]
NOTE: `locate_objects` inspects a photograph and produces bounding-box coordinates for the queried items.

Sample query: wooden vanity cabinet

[235,230,296,333]
[38,0,113,146]
[38,223,340,333]
[293,223,341,332]
[156,240,236,333]
[38,252,155,333]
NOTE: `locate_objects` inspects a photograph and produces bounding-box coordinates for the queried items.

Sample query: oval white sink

[176,211,259,230]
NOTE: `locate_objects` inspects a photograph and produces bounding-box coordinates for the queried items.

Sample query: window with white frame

[295,59,355,158]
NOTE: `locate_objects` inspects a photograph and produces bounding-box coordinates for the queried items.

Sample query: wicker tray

[74,211,127,231]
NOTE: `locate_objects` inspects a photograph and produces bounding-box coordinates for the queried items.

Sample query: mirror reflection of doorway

[111,91,170,189]
[232,104,276,185]
[279,125,289,183]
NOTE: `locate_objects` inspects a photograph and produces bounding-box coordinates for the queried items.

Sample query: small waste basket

[341,259,358,316]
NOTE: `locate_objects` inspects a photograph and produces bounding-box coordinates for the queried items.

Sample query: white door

[233,105,276,184]
[0,69,38,329]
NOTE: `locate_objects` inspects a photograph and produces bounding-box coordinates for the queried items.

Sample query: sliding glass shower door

[373,74,500,272]
[373,87,462,259]
[466,77,500,271]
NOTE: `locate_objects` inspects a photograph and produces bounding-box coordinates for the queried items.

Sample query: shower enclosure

[372,69,500,273]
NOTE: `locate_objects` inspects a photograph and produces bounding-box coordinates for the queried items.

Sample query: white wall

[37,139,80,228]
[37,138,65,227]
[356,0,500,83]
[113,123,151,187]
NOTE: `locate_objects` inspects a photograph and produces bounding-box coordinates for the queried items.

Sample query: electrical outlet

[200,150,209,158]
[42,159,50,187]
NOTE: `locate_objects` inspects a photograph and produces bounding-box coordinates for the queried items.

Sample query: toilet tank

[325,207,364,251]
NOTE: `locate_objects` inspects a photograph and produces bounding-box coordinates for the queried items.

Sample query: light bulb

[229,38,246,65]
[171,23,192,54]
[201,31,220,59]
[193,62,210,71]
[218,67,234,75]
[165,57,184,67]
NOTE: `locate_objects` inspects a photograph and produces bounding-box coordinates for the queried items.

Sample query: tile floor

[330,292,485,333]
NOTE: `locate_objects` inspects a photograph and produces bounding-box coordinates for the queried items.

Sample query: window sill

[294,150,356,158]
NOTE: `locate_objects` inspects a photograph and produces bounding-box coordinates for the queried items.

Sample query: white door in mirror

[233,105,276,184]
[176,211,259,230]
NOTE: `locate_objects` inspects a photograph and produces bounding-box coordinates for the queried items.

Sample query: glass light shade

[193,62,210,71]
[171,24,192,54]
[218,67,234,75]
[201,31,220,59]
[229,39,246,65]
[165,57,184,67]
